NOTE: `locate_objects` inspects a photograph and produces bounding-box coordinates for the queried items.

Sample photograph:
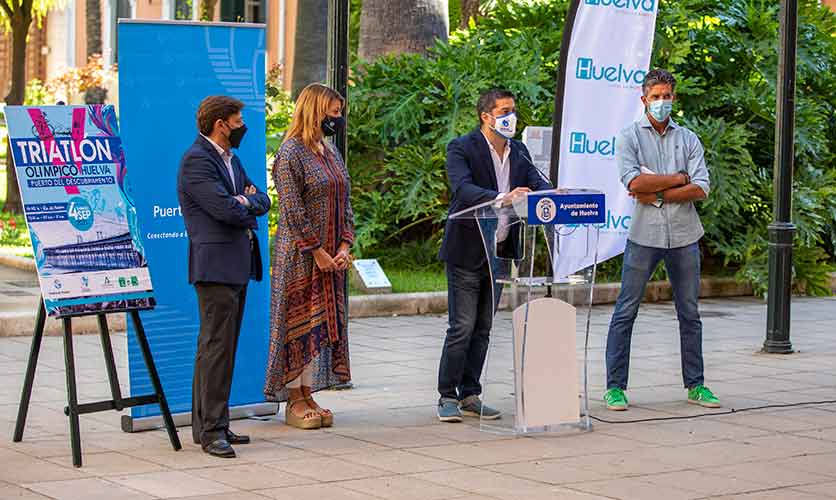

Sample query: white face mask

[491,111,517,139]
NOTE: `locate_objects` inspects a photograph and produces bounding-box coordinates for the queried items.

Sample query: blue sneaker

[437,398,462,423]
[459,395,502,420]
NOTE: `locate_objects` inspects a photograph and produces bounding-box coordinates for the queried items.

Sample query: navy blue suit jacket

[177,136,271,285]
[439,128,552,270]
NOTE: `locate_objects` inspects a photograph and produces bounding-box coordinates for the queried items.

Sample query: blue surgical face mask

[647,99,673,122]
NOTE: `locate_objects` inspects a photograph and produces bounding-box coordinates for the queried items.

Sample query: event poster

[3,105,155,317]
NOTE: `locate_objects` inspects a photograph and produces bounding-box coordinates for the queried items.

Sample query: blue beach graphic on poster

[3,105,155,317]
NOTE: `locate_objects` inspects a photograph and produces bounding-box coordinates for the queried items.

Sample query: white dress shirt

[481,131,512,242]
[201,134,236,193]
[481,131,511,197]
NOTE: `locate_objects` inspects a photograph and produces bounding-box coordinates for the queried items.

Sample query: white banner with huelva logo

[553,0,658,278]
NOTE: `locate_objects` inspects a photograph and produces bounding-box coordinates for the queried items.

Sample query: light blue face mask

[647,99,673,122]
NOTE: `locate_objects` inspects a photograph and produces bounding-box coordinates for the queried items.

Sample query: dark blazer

[177,135,271,285]
[439,128,552,270]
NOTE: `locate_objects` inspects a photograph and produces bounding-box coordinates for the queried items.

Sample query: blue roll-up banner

[118,20,272,426]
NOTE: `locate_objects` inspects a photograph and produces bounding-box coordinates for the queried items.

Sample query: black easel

[13,297,181,467]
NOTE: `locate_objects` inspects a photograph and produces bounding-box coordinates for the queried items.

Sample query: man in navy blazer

[177,96,270,458]
[437,89,552,423]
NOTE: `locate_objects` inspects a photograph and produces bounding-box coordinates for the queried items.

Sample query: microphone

[518,148,555,189]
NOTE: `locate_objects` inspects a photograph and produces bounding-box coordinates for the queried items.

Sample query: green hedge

[343,0,836,295]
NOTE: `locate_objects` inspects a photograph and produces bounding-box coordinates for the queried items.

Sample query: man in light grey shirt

[603,69,721,411]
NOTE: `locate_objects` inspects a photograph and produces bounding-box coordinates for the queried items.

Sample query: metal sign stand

[13,297,181,467]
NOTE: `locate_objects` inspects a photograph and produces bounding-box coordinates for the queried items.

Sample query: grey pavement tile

[264,455,392,482]
[170,493,269,500]
[23,478,155,500]
[595,419,769,447]
[187,463,314,490]
[720,410,836,433]
[340,449,459,474]
[639,469,767,497]
[330,427,454,449]
[340,475,468,500]
[43,451,166,476]
[565,477,702,500]
[108,471,238,499]
[546,450,682,476]
[415,467,568,499]
[278,433,391,456]
[0,481,53,499]
[255,482,385,500]
[123,445,251,470]
[703,460,834,490]
[768,453,836,480]
[795,426,836,443]
[5,436,109,459]
[625,441,786,470]
[484,459,612,485]
[711,489,832,500]
[733,433,836,456]
[0,448,87,485]
[792,481,836,499]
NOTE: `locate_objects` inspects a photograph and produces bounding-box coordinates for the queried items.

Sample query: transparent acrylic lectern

[448,188,604,435]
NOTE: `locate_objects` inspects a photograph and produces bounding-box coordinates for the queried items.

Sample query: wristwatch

[655,191,665,207]
[679,170,691,185]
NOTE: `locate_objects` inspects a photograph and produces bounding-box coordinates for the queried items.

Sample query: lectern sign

[3,105,155,317]
[527,192,606,225]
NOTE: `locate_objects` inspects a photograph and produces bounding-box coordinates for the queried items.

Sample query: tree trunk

[291,0,328,99]
[84,0,107,103]
[459,0,479,29]
[359,0,448,62]
[3,12,32,214]
[200,0,217,21]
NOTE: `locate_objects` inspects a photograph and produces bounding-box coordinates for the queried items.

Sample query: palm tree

[84,0,107,103]
[358,0,448,62]
[1,0,58,212]
[291,0,329,99]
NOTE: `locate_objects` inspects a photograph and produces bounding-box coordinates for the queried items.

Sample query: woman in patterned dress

[265,83,353,429]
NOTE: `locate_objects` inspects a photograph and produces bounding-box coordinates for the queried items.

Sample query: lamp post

[327,0,350,160]
[764,0,797,354]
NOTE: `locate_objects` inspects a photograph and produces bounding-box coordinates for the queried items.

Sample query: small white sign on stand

[351,259,392,294]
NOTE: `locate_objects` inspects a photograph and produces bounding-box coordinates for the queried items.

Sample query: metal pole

[326,0,353,391]
[765,0,797,354]
[327,0,349,160]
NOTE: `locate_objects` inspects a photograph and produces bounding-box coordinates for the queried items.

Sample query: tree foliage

[339,0,836,294]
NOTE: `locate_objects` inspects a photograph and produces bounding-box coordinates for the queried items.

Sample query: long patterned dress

[264,137,354,401]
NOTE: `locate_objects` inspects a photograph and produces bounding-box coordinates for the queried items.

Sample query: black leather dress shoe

[202,439,236,458]
[226,430,250,445]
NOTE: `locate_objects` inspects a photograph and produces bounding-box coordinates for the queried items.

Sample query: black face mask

[226,122,247,149]
[321,116,345,137]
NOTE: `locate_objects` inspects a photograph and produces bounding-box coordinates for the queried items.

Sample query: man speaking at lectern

[604,70,720,411]
[437,89,552,423]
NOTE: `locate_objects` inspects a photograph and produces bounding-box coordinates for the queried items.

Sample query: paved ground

[1,294,835,500]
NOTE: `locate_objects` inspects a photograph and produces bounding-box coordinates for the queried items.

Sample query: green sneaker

[688,385,721,408]
[604,388,628,411]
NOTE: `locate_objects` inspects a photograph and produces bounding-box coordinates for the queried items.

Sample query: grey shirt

[617,114,710,249]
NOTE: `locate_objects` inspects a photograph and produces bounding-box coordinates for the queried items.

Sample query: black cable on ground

[589,399,836,424]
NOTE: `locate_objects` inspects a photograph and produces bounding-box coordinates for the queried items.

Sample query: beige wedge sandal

[305,397,333,427]
[285,398,322,430]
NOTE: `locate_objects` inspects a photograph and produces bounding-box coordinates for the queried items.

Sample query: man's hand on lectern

[501,187,530,207]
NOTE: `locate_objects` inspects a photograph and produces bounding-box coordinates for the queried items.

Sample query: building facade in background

[1,0,299,100]
[4,1,836,102]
